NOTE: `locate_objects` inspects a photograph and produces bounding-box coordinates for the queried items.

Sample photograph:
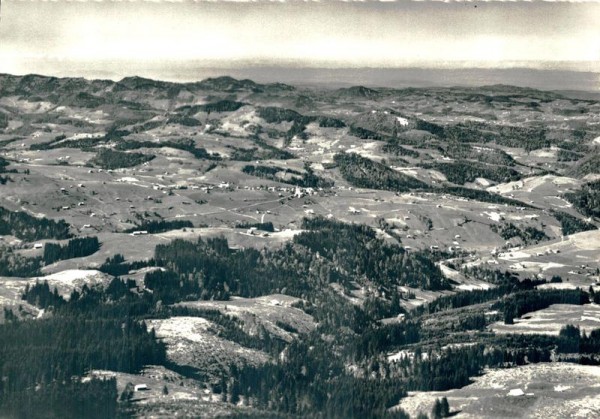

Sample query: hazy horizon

[1,0,599,81]
[2,64,599,94]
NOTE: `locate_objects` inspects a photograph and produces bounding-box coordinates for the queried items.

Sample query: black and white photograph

[0,0,599,417]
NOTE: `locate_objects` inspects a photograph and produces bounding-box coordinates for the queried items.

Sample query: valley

[0,74,599,418]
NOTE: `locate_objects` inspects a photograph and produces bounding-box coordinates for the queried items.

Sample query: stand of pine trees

[43,236,101,264]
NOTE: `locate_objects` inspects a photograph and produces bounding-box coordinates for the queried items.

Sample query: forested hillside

[0,74,599,418]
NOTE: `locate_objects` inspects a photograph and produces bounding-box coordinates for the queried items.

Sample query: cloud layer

[1,0,598,77]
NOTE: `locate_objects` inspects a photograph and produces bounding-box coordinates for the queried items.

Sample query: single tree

[432,398,443,419]
[441,397,450,417]
[120,382,134,402]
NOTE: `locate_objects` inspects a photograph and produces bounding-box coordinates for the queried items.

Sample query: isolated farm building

[134,384,149,392]
[507,388,524,397]
[33,243,43,249]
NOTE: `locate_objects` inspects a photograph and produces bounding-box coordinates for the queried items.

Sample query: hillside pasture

[176,294,317,342]
[146,317,270,378]
[489,303,600,336]
[394,363,600,418]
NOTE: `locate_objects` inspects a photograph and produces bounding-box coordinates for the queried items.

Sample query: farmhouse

[507,388,524,397]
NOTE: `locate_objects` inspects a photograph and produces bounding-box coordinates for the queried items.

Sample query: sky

[0,0,599,80]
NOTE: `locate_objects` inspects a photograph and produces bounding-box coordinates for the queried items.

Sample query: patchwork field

[395,363,600,418]
[490,303,600,336]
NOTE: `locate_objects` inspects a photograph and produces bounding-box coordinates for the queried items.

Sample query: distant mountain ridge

[0,72,584,104]
[0,74,297,100]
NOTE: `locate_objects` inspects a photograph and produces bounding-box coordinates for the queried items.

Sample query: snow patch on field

[42,269,104,285]
[475,178,492,187]
[538,282,579,290]
[396,117,409,126]
[393,167,419,177]
[498,251,531,260]
[580,316,600,323]
[388,350,415,363]
[457,284,490,291]
[118,177,140,183]
[490,304,600,335]
[483,211,503,222]
[36,270,111,299]
[69,133,104,141]
[394,363,600,418]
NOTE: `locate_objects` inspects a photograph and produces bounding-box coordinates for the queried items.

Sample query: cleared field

[470,228,600,286]
[177,294,317,341]
[146,317,270,376]
[489,303,600,335]
[394,363,600,418]
[488,175,584,218]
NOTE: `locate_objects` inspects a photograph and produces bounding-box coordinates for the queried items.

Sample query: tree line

[0,206,71,241]
[43,236,100,264]
[1,280,166,418]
